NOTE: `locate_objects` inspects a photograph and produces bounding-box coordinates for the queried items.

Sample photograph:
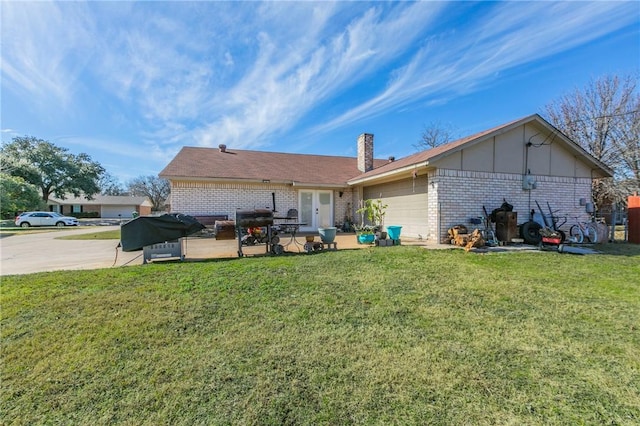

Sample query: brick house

[48,195,153,219]
[160,114,612,242]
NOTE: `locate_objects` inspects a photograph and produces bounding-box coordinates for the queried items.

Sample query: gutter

[291,181,346,189]
[162,176,347,189]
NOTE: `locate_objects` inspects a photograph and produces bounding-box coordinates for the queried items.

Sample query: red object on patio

[628,194,640,244]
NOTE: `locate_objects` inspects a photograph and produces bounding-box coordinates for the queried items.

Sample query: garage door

[363,177,428,239]
[101,205,138,219]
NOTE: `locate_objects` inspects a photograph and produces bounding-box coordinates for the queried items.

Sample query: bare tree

[413,121,459,151]
[544,74,640,208]
[127,175,170,212]
[99,172,126,196]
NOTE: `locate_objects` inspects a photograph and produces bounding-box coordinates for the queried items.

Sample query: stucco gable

[348,114,613,185]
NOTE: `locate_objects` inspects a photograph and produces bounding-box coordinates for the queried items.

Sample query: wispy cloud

[1,1,96,108]
[193,2,446,148]
[54,134,174,180]
[1,0,636,164]
[311,1,639,134]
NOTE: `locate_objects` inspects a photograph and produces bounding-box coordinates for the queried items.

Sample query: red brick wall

[138,205,152,216]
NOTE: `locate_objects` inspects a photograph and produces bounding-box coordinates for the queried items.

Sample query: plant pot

[387,225,402,240]
[305,235,315,243]
[376,231,387,240]
[318,227,337,243]
[357,233,375,244]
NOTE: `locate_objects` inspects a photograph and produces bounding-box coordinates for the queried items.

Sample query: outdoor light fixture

[262,179,270,183]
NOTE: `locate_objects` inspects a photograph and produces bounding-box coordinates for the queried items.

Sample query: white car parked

[15,211,80,228]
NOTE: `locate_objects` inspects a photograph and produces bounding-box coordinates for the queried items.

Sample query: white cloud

[310,1,639,135]
[1,0,637,169]
[190,2,446,148]
[0,1,96,108]
[54,134,175,181]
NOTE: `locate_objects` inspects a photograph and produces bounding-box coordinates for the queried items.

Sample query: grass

[2,246,639,425]
[57,229,121,240]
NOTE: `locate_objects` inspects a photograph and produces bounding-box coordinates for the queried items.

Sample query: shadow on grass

[594,242,640,256]
[141,246,367,266]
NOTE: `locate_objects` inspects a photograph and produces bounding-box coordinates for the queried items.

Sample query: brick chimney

[357,133,374,172]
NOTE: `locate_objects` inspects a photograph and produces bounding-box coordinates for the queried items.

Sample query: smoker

[235,209,278,257]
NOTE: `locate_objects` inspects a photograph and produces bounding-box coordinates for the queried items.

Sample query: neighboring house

[160,114,612,242]
[48,195,153,219]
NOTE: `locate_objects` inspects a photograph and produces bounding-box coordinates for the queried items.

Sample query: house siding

[430,124,596,179]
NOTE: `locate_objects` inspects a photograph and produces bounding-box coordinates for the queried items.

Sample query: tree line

[0,136,169,218]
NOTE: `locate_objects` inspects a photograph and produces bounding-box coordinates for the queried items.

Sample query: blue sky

[1,1,638,184]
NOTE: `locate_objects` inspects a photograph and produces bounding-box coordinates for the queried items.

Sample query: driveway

[0,226,142,276]
[0,227,395,276]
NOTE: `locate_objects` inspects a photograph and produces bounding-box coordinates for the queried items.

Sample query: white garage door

[101,205,137,219]
[363,177,428,239]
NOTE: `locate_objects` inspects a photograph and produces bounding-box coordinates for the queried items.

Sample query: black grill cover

[120,213,205,252]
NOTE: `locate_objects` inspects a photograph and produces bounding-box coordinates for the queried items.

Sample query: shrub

[68,212,100,218]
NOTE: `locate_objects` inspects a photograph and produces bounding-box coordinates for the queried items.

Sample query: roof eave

[164,175,348,188]
[292,182,347,189]
[347,161,430,186]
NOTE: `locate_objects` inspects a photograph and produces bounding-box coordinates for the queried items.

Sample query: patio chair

[279,209,299,234]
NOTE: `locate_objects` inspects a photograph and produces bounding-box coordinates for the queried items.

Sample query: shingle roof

[159,147,389,187]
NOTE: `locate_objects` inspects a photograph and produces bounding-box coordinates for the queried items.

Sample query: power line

[567,109,639,125]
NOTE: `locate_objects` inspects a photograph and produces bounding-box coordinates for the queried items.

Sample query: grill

[235,209,278,257]
[235,209,274,228]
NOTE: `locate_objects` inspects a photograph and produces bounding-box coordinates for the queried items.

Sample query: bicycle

[568,217,598,244]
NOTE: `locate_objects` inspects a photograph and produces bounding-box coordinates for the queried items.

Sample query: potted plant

[357,199,388,239]
[354,224,375,244]
[318,226,337,243]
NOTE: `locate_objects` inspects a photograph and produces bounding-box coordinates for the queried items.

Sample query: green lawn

[56,228,121,240]
[2,246,639,425]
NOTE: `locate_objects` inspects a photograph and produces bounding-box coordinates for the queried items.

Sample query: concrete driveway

[0,226,142,276]
[0,227,391,276]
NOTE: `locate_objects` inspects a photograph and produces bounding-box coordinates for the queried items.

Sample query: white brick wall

[170,180,353,226]
[432,169,593,242]
[171,171,594,242]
